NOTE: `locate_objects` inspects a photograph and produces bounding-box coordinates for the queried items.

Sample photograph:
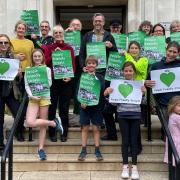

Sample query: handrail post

[147,87,152,141]
[8,139,13,180]
[1,159,6,180]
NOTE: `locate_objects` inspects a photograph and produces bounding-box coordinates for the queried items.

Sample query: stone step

[13,139,165,154]
[12,171,168,180]
[12,153,167,172]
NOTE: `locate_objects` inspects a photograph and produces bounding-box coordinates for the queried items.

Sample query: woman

[152,23,166,36]
[42,25,75,142]
[11,20,34,141]
[138,20,153,36]
[0,34,21,149]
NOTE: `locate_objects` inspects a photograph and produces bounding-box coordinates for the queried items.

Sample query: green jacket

[125,52,148,80]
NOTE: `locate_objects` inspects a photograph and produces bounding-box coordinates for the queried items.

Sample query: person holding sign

[0,34,22,151]
[145,41,180,139]
[79,13,117,76]
[77,55,105,161]
[104,61,146,179]
[25,49,63,160]
[152,23,166,36]
[42,25,75,142]
[31,20,54,49]
[138,20,153,36]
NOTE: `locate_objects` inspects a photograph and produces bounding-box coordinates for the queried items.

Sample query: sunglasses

[0,41,9,45]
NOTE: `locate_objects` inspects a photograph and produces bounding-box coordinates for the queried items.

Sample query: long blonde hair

[0,34,14,53]
[168,96,180,115]
[31,49,45,67]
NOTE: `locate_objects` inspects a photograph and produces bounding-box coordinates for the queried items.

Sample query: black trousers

[118,118,140,165]
[48,79,73,137]
[0,90,24,144]
[102,101,117,138]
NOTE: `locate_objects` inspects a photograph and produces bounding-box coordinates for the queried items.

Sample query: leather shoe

[49,135,57,142]
[101,135,118,141]
[60,135,67,142]
[15,132,25,142]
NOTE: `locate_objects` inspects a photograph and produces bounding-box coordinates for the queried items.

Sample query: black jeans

[118,118,140,165]
[0,90,23,143]
[48,79,73,137]
[102,101,117,138]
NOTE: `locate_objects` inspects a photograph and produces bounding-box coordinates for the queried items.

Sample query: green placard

[52,50,74,79]
[144,36,166,64]
[105,52,125,81]
[86,42,106,69]
[170,32,180,44]
[112,33,127,52]
[25,65,50,96]
[128,31,146,47]
[77,73,101,106]
[64,30,81,56]
[21,10,40,35]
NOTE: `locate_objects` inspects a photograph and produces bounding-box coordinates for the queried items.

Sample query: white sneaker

[121,165,129,179]
[131,166,139,179]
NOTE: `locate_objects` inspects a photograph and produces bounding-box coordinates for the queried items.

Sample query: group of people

[0,12,180,180]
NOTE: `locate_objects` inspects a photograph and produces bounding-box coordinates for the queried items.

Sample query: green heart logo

[160,72,175,87]
[0,61,10,75]
[118,83,133,98]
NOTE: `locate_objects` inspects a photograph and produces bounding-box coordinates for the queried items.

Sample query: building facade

[0,0,180,37]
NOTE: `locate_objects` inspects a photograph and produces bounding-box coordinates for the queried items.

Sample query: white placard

[151,67,180,94]
[0,58,19,80]
[109,79,144,104]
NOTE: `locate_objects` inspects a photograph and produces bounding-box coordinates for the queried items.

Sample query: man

[110,19,122,34]
[31,20,54,48]
[66,18,82,31]
[79,13,117,75]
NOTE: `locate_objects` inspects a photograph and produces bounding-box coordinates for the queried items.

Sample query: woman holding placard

[104,61,146,179]
[138,20,153,36]
[0,34,22,151]
[41,25,75,142]
[24,49,63,160]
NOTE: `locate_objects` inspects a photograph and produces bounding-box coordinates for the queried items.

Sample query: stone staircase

[3,115,168,180]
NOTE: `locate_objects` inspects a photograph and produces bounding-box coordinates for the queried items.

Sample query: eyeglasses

[40,26,49,28]
[54,31,63,34]
[0,41,9,45]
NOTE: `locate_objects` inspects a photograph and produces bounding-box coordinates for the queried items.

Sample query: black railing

[154,97,180,180]
[1,93,27,180]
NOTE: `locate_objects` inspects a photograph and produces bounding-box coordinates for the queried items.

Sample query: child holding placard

[78,55,105,161]
[24,49,63,160]
[164,96,180,167]
[104,61,146,179]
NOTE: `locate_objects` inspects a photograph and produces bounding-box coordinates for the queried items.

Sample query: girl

[78,55,104,161]
[123,41,148,80]
[104,61,146,179]
[0,34,21,150]
[164,96,180,166]
[25,49,63,160]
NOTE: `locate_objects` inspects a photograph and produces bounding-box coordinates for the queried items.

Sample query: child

[78,55,104,161]
[0,34,22,151]
[104,61,146,179]
[24,49,63,160]
[164,96,180,166]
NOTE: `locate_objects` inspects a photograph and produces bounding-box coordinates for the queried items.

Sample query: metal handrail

[154,97,180,180]
[1,93,27,180]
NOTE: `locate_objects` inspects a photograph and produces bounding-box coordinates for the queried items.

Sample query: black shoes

[15,132,25,142]
[60,135,67,142]
[101,135,118,141]
[49,135,57,142]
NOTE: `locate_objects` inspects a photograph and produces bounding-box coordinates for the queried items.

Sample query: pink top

[164,113,180,166]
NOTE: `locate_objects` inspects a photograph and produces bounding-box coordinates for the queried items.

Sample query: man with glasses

[110,19,122,34]
[31,20,54,48]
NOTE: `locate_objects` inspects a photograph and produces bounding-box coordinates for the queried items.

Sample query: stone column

[0,1,7,33]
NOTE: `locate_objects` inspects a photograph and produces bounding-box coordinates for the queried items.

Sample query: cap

[110,19,122,27]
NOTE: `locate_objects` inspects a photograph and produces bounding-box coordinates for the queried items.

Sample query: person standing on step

[30,20,54,49]
[11,20,34,141]
[41,25,75,142]
[65,18,82,118]
[0,34,22,152]
[101,19,122,141]
[78,55,104,161]
[104,61,146,179]
[25,49,63,160]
